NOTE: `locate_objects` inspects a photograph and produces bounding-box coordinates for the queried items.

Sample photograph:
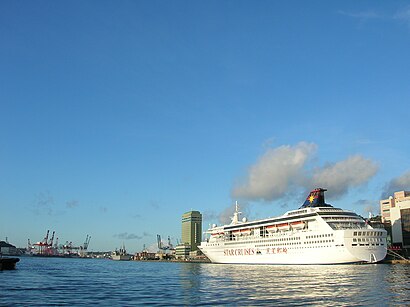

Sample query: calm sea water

[1,257,409,306]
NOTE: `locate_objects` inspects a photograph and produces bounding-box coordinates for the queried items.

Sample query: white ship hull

[111,254,130,261]
[200,230,387,264]
[199,189,387,265]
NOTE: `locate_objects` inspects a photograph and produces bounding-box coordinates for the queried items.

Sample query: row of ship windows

[287,209,308,216]
[255,240,335,247]
[352,243,384,247]
[323,217,359,220]
[318,208,344,212]
[256,242,302,247]
[225,237,301,245]
[256,245,335,249]
[209,243,384,249]
[353,231,383,236]
[272,237,300,241]
[306,234,333,239]
[225,239,335,246]
[305,240,334,244]
[258,243,385,250]
[353,238,383,242]
[223,234,333,242]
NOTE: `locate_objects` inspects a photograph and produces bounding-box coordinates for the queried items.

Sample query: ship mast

[231,201,242,225]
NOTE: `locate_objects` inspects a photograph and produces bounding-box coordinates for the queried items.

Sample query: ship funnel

[300,188,332,208]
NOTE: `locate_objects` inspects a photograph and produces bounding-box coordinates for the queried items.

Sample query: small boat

[0,257,20,270]
[111,243,130,261]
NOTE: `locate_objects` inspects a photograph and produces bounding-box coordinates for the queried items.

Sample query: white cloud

[339,6,410,28]
[218,202,250,225]
[231,142,317,201]
[66,200,79,208]
[338,10,382,20]
[202,210,218,222]
[32,191,55,216]
[231,142,378,203]
[381,170,410,198]
[354,199,379,216]
[394,6,410,25]
[311,155,379,199]
[113,232,143,240]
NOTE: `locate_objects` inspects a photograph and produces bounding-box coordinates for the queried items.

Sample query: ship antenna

[231,201,242,225]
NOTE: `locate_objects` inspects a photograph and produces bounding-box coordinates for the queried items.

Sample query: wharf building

[175,210,202,259]
[380,191,410,256]
[0,241,18,256]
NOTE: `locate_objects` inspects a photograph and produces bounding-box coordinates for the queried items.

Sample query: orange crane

[33,230,52,254]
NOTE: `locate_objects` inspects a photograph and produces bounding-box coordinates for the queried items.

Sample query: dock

[382,259,410,264]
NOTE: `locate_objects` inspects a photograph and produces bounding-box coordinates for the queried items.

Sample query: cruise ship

[199,188,387,264]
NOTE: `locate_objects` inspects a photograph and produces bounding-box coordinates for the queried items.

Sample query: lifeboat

[232,230,242,236]
[266,225,278,233]
[277,223,290,231]
[290,221,304,230]
[211,232,224,238]
[241,229,251,235]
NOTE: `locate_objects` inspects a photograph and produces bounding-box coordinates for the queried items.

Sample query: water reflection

[178,263,204,306]
[385,264,410,305]
[1,258,409,306]
[180,263,410,306]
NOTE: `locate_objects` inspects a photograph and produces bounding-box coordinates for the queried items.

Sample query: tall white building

[380,191,410,249]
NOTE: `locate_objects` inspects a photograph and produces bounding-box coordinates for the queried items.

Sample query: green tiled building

[182,211,202,251]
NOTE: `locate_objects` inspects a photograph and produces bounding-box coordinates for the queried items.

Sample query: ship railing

[212,229,311,243]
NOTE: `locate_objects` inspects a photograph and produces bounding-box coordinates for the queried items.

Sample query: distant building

[133,251,157,261]
[175,244,191,260]
[0,241,18,255]
[181,210,202,252]
[380,191,410,252]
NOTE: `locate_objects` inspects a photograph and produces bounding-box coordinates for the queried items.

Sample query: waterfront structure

[175,244,191,260]
[111,243,130,261]
[181,211,202,252]
[133,251,156,261]
[199,188,387,264]
[0,241,18,256]
[380,191,410,251]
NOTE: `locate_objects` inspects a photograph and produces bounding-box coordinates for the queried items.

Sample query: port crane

[30,231,91,256]
[49,231,55,248]
[43,230,50,245]
[79,235,91,257]
[32,230,58,255]
[157,234,173,251]
[81,235,91,251]
[156,235,175,260]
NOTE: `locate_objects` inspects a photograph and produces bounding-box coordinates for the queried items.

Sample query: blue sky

[1,1,410,253]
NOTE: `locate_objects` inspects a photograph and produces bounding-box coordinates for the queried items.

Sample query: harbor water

[1,257,409,306]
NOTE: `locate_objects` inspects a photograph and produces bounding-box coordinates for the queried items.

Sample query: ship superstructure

[199,188,387,264]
